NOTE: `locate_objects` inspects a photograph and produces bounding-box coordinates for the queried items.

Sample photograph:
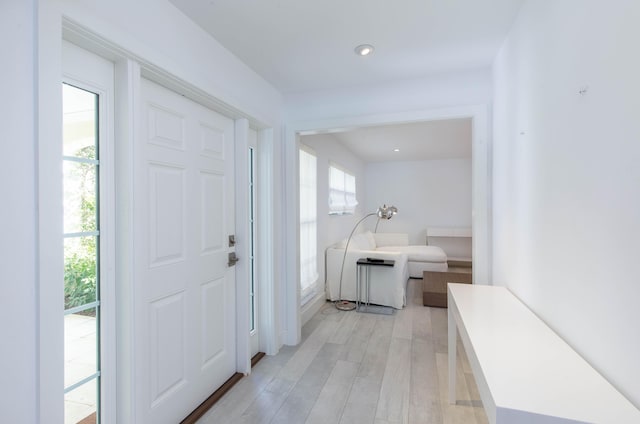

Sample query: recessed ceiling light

[393,148,400,152]
[355,44,374,56]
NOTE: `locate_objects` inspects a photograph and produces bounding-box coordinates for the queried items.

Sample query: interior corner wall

[0,1,37,422]
[492,0,640,407]
[365,159,472,245]
[300,134,367,290]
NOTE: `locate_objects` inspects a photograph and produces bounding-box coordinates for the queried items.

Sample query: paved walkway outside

[65,313,97,424]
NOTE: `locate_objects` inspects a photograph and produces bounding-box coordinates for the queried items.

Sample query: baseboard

[301,292,325,327]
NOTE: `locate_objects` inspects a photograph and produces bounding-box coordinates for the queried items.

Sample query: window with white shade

[299,147,318,301]
[329,164,358,215]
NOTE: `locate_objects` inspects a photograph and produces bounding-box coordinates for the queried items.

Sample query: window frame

[61,56,115,424]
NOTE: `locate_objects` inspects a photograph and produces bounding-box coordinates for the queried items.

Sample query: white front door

[135,78,236,423]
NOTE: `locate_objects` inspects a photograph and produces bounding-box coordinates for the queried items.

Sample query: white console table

[447,283,640,424]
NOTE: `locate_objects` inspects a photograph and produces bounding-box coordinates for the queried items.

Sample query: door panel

[148,163,185,266]
[150,293,186,405]
[201,278,226,364]
[136,78,235,423]
[201,172,225,252]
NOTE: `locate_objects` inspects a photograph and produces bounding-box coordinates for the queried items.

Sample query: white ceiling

[169,0,524,93]
[305,118,472,163]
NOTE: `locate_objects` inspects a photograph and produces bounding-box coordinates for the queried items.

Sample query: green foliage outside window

[64,253,97,309]
[64,145,98,311]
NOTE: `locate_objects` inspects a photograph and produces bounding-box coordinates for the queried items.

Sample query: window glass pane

[65,378,98,424]
[65,307,98,388]
[329,166,344,191]
[248,147,256,332]
[328,190,345,213]
[64,236,98,310]
[299,149,318,294]
[299,222,317,289]
[328,166,357,214]
[345,193,358,209]
[63,79,101,424]
[64,161,97,234]
[63,84,97,159]
[345,173,356,193]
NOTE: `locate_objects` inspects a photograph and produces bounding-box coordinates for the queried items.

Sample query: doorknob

[228,252,239,267]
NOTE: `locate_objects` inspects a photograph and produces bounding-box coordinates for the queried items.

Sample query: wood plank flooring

[197,279,488,424]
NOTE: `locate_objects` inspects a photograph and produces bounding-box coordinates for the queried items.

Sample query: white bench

[447,283,640,423]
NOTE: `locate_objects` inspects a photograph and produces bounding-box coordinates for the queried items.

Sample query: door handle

[228,252,239,267]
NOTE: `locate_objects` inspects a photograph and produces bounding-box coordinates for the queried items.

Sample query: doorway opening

[284,105,489,345]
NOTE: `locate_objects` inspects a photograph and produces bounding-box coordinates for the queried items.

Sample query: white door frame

[235,118,252,374]
[283,105,490,345]
[38,16,278,423]
[247,128,261,358]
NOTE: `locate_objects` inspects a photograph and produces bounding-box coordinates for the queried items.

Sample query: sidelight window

[299,147,318,302]
[63,83,102,424]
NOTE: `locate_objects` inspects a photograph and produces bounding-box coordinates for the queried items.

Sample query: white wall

[365,159,472,245]
[57,0,282,124]
[493,0,640,407]
[301,134,367,290]
[0,2,37,422]
[284,68,492,123]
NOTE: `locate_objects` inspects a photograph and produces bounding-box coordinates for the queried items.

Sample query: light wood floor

[197,279,488,424]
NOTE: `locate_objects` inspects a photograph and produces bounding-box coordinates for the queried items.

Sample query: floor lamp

[335,204,398,311]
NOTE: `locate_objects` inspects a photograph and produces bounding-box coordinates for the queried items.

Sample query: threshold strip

[180,352,266,424]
